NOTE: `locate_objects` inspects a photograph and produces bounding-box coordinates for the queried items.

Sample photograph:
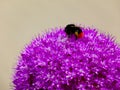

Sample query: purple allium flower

[13,25,120,90]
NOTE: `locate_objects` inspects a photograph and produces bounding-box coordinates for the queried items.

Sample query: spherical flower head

[13,25,120,90]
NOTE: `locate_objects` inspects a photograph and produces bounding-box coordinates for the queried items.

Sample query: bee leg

[68,35,70,38]
[68,34,72,38]
[75,35,78,40]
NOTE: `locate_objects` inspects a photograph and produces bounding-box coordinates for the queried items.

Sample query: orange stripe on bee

[78,32,84,38]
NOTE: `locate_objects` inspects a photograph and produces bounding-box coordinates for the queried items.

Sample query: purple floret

[13,26,120,90]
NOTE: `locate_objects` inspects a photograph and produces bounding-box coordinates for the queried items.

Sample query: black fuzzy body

[64,24,82,38]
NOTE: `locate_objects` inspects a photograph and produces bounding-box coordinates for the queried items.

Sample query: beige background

[0,0,120,90]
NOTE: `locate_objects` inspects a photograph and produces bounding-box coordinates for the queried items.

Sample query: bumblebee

[64,24,84,38]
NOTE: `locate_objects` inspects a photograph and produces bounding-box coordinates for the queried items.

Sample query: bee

[64,24,84,39]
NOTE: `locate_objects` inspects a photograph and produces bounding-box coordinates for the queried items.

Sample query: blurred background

[0,0,120,89]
